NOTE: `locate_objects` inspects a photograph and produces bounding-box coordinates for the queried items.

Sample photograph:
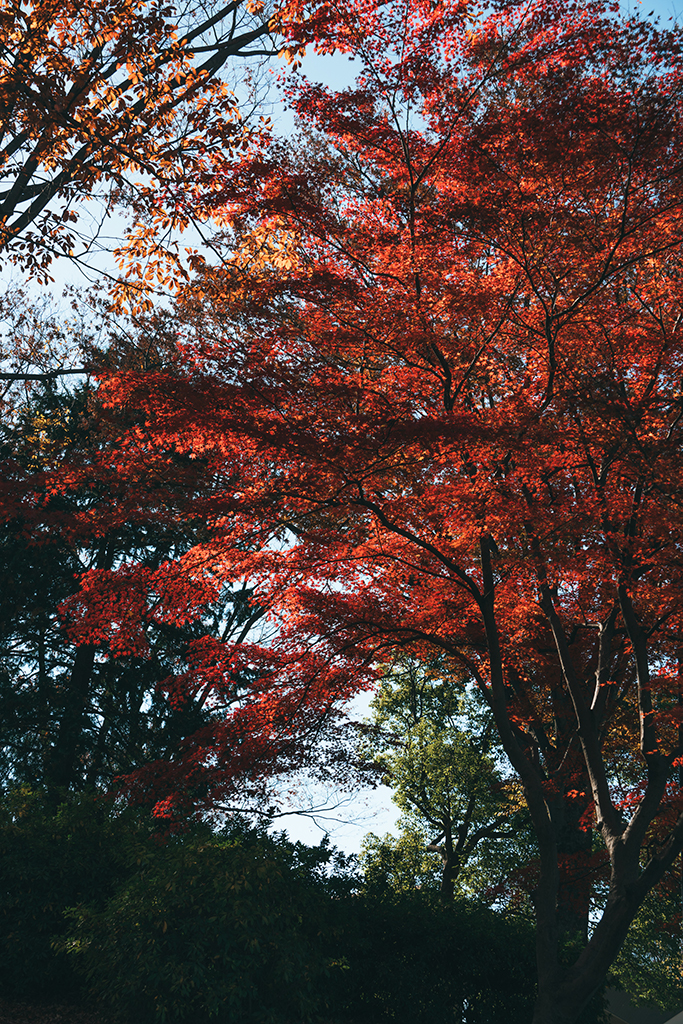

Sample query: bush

[324,892,537,1024]
[59,819,547,1024]
[0,794,605,1024]
[63,822,542,1024]
[0,787,145,1001]
[62,823,333,1024]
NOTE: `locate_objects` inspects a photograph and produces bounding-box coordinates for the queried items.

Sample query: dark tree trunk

[45,641,97,796]
[555,783,593,948]
[44,536,115,798]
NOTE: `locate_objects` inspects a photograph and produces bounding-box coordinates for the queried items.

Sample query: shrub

[324,892,537,1024]
[62,824,333,1024]
[0,787,145,1001]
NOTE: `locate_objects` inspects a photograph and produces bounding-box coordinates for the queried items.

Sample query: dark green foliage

[609,874,683,1012]
[61,821,541,1024]
[0,788,146,1001]
[0,787,565,1024]
[326,892,537,1024]
[61,822,335,1024]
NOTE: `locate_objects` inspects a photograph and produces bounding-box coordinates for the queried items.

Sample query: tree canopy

[71,1,683,1020]
[359,657,529,901]
[3,0,683,1022]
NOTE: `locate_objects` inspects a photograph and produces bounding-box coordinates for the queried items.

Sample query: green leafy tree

[362,658,683,1013]
[361,825,443,896]
[607,873,683,1013]
[360,658,533,902]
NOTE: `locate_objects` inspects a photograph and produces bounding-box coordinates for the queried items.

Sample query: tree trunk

[45,536,114,798]
[555,786,593,947]
[45,641,97,796]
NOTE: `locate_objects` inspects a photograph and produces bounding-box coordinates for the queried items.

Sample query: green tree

[607,873,683,1013]
[360,658,533,902]
[361,658,683,1014]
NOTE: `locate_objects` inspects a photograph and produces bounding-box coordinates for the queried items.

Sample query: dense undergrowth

[0,791,605,1024]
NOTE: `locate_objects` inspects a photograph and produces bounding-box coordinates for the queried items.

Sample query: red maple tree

[74,0,683,1020]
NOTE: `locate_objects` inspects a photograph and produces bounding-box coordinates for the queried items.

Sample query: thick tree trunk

[555,786,593,947]
[426,824,459,900]
[532,991,586,1024]
[531,960,606,1022]
[531,845,674,1024]
[440,845,457,901]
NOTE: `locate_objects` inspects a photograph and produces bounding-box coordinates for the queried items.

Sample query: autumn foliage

[0,0,275,285]
[5,0,683,1020]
